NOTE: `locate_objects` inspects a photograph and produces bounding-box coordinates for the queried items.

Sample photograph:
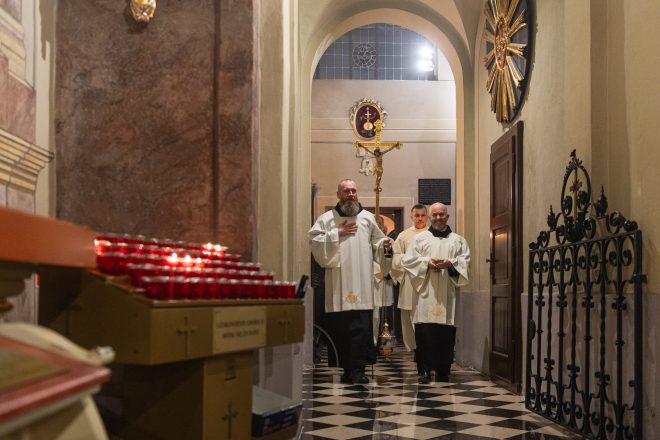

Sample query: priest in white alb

[309,179,393,384]
[391,203,429,355]
[403,202,470,384]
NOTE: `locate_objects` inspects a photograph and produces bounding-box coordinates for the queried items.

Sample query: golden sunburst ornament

[483,0,532,123]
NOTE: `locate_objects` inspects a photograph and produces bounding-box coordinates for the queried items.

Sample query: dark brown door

[488,121,523,392]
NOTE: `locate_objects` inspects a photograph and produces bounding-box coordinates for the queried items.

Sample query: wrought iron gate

[525,151,645,439]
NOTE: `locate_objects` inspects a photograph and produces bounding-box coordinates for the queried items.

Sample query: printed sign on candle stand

[213,306,267,353]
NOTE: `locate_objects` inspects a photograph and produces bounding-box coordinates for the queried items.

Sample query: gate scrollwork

[526,150,645,439]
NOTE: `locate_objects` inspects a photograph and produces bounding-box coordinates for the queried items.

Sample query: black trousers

[414,323,456,376]
[326,310,376,372]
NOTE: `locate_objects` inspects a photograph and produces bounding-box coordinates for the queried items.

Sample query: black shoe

[350,370,370,384]
[435,366,451,382]
[418,370,431,384]
[340,371,352,383]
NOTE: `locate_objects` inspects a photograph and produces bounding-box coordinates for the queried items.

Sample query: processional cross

[353,118,402,360]
[353,119,402,219]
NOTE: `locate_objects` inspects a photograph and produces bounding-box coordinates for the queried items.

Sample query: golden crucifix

[353,119,402,218]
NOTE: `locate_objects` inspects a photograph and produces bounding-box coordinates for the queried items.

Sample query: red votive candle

[217,279,230,299]
[254,280,267,299]
[188,277,203,299]
[227,279,241,299]
[97,232,122,243]
[286,281,296,299]
[96,252,127,275]
[171,276,189,299]
[201,277,216,299]
[245,280,259,299]
[142,276,169,300]
[94,239,112,254]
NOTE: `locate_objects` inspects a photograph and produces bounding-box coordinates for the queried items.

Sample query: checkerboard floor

[299,344,582,439]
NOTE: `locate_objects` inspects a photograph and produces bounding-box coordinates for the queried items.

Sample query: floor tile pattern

[298,345,583,439]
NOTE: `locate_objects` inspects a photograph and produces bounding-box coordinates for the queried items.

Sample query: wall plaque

[418,178,451,205]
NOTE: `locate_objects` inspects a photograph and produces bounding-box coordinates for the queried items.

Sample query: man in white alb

[403,202,470,383]
[391,204,429,357]
[309,179,393,384]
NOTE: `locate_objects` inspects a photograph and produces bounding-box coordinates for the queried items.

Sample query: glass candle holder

[188,277,203,299]
[96,252,127,275]
[171,276,188,300]
[227,279,240,299]
[217,278,230,300]
[142,276,170,300]
[285,281,297,299]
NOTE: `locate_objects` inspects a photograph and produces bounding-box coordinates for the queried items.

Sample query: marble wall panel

[216,0,257,259]
[4,74,35,143]
[0,183,6,206]
[55,1,214,242]
[0,13,35,143]
[56,0,257,258]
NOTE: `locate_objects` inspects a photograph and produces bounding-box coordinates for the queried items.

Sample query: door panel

[489,121,523,392]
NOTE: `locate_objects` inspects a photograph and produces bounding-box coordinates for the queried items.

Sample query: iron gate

[526,151,644,439]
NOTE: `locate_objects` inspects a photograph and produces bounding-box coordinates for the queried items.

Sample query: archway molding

[291,1,476,276]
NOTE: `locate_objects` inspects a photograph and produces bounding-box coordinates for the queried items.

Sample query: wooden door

[489,121,523,392]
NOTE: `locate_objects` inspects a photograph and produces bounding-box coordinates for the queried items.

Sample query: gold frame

[349,98,385,141]
[483,0,530,123]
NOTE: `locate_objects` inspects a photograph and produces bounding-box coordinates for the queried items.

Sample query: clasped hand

[429,258,451,271]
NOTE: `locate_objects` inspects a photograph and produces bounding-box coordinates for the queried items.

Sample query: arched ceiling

[301,0,484,74]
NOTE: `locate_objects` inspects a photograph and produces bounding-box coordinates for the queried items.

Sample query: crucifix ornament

[351,110,402,219]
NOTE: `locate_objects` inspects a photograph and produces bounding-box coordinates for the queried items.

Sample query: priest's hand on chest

[338,220,358,237]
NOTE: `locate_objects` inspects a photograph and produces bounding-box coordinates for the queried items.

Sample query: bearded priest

[309,179,393,384]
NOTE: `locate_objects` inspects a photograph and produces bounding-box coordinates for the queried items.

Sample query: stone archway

[293,3,476,279]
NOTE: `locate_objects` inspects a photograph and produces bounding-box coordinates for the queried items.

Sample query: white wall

[311,78,456,231]
[472,0,660,436]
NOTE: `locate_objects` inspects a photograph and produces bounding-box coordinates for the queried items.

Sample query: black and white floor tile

[299,345,582,439]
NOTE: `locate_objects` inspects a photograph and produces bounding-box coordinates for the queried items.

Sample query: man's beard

[340,199,360,216]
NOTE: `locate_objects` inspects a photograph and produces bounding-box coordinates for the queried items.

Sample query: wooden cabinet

[266,303,305,346]
[39,270,305,440]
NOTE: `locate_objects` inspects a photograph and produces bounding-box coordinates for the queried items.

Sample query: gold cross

[278,310,292,341]
[221,401,239,439]
[362,107,373,122]
[176,315,197,357]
